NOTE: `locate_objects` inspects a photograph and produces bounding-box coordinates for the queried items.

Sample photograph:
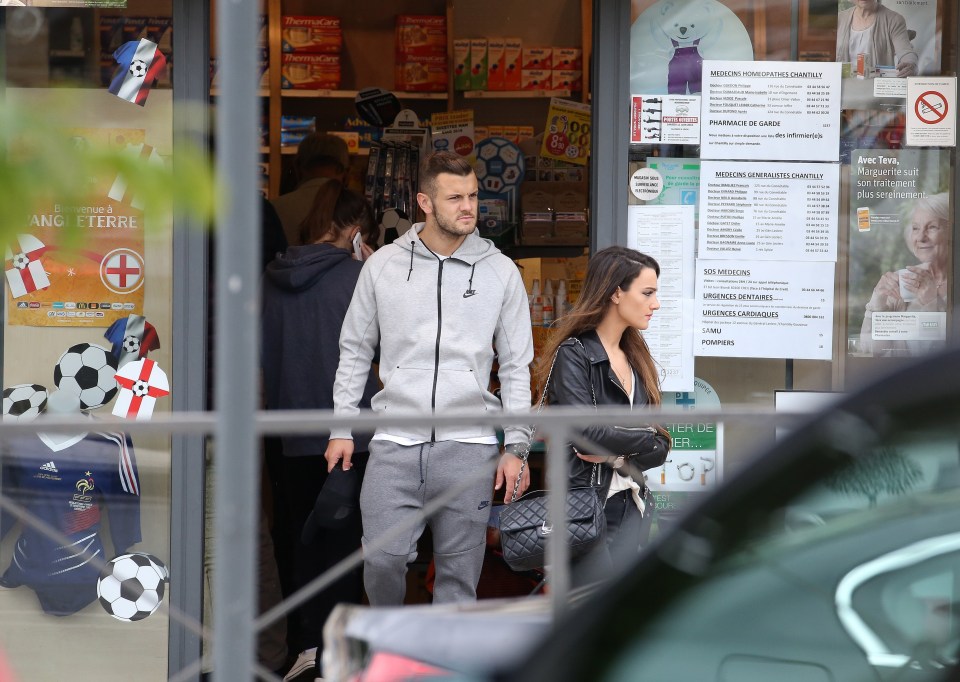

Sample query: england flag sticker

[5,234,51,298]
[113,358,170,421]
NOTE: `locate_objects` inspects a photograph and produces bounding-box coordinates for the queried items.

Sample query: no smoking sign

[906,77,956,147]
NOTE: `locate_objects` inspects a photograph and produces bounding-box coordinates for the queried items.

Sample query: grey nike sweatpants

[360,439,500,605]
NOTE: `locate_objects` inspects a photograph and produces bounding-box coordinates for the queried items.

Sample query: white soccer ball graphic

[54,343,119,410]
[122,334,141,355]
[474,137,525,194]
[132,380,149,398]
[97,553,168,622]
[12,253,30,270]
[129,59,147,78]
[2,383,47,423]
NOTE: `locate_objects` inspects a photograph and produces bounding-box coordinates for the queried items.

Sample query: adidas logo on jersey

[40,461,58,473]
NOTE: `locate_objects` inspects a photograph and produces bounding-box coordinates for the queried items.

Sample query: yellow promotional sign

[540,98,591,166]
[5,127,147,328]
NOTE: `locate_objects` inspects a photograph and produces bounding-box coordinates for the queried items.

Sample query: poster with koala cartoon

[630,0,754,95]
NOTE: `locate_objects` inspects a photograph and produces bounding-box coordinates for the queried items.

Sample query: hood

[395,223,501,292]
[264,243,352,292]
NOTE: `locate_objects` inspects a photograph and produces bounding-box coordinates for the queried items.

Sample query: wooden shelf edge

[279,89,446,100]
[461,89,572,99]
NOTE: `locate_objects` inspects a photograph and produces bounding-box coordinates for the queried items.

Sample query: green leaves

[0,98,218,251]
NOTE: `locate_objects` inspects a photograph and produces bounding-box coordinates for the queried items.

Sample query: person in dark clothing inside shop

[535,246,672,586]
[261,180,378,682]
[271,132,351,247]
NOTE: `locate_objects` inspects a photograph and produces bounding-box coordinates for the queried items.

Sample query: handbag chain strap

[510,337,596,502]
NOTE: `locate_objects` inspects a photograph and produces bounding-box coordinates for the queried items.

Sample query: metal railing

[0,403,812,681]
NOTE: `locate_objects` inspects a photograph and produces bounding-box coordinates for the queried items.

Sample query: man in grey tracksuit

[325,151,533,605]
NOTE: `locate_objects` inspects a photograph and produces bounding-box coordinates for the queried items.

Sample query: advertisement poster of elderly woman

[847,148,951,358]
[836,0,940,78]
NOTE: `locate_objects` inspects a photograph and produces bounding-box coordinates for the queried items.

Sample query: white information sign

[628,204,695,392]
[694,260,835,360]
[699,161,839,261]
[906,77,957,147]
[701,60,841,161]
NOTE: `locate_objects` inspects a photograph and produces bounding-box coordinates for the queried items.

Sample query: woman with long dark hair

[536,246,671,578]
[261,179,378,680]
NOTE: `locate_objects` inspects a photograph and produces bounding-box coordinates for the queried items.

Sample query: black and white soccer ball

[2,384,47,423]
[129,59,147,78]
[12,253,29,270]
[97,552,168,622]
[122,334,141,355]
[132,380,149,397]
[380,208,413,238]
[53,343,119,410]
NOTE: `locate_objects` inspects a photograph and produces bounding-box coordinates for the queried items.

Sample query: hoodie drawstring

[465,262,477,297]
[407,241,415,281]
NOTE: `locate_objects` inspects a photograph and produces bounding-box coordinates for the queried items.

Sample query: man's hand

[495,451,530,503]
[325,438,355,473]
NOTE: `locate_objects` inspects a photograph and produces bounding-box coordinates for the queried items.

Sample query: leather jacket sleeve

[549,341,670,471]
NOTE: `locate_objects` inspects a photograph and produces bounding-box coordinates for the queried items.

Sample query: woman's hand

[902,265,940,306]
[865,271,904,312]
[896,60,918,77]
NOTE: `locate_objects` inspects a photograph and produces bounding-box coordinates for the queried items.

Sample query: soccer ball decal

[54,343,119,410]
[380,208,413,237]
[474,137,524,194]
[129,59,147,78]
[122,335,141,355]
[132,380,149,397]
[97,553,168,622]
[12,253,29,270]
[2,384,47,423]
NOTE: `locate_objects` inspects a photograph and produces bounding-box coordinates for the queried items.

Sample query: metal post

[213,1,260,680]
[589,0,631,250]
[545,424,571,616]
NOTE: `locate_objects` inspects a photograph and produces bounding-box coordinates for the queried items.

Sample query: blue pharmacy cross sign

[676,392,696,409]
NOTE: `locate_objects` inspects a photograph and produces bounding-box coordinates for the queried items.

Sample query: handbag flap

[499,488,599,532]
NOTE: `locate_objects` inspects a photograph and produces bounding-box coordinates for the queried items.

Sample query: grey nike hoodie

[331,223,533,446]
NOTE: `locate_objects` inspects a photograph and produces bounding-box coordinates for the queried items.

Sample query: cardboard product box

[553,47,582,70]
[395,15,447,56]
[552,69,583,91]
[395,53,448,92]
[503,38,522,90]
[469,38,488,90]
[486,125,505,139]
[521,69,550,90]
[520,186,554,245]
[342,115,383,149]
[486,38,506,90]
[453,38,471,91]
[522,46,552,70]
[518,125,536,141]
[552,182,589,244]
[501,125,520,143]
[474,126,489,143]
[282,16,342,54]
[328,130,361,155]
[280,53,341,89]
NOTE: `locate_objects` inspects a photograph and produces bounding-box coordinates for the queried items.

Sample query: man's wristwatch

[504,443,530,461]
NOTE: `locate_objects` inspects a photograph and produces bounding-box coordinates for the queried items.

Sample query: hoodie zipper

[430,258,445,442]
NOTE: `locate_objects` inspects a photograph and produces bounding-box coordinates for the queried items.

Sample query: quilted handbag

[499,486,606,572]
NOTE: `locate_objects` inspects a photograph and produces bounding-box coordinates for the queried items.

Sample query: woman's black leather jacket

[546,330,671,489]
